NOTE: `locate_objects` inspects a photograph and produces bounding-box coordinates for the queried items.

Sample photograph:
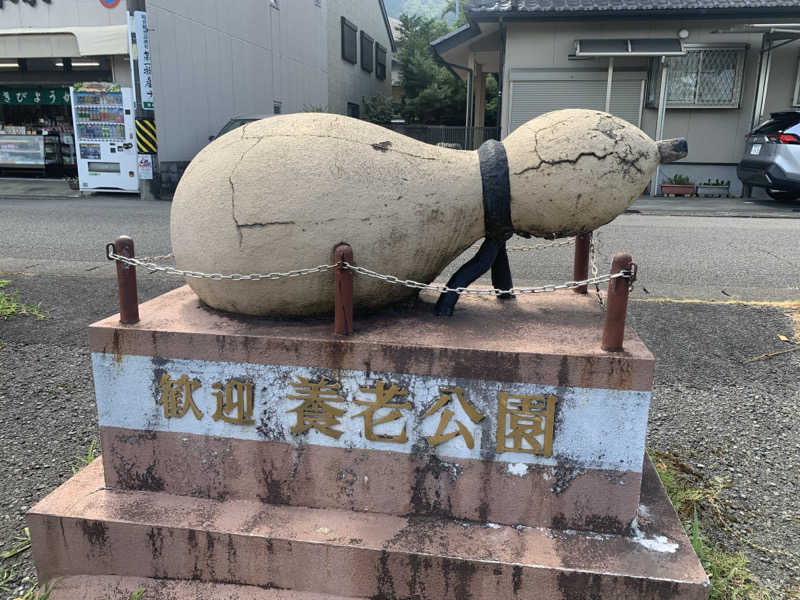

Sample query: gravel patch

[631,300,800,596]
[0,275,797,598]
[0,274,179,599]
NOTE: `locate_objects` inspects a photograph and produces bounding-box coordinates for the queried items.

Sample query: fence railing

[385,125,500,150]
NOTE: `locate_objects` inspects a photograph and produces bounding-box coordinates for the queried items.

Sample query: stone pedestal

[28,286,708,599]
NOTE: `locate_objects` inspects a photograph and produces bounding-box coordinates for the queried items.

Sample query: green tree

[485,74,498,127]
[396,0,448,19]
[440,0,467,26]
[396,14,466,125]
[363,95,397,126]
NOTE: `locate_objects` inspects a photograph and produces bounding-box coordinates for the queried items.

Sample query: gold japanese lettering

[354,380,411,443]
[286,376,346,439]
[496,392,557,456]
[157,373,203,420]
[211,378,254,425]
[422,386,485,449]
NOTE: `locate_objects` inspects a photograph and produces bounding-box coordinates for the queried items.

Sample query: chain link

[343,262,627,296]
[506,238,575,252]
[107,251,338,281]
[589,232,605,309]
[137,252,174,263]
[107,249,631,296]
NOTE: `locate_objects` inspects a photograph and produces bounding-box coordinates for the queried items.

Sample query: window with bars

[375,44,387,80]
[647,46,746,109]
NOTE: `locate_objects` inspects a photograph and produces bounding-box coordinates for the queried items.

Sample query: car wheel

[766,189,800,201]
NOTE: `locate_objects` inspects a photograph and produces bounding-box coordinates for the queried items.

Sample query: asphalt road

[0,195,799,302]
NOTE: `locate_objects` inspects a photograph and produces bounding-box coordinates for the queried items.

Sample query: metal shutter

[608,80,644,128]
[509,77,643,133]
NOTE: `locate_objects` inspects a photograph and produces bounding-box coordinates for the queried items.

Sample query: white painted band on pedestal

[92,353,650,473]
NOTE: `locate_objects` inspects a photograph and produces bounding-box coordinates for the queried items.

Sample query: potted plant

[696,178,730,197]
[660,174,695,197]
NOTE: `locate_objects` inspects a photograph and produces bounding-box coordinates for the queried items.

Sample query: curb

[624,209,800,218]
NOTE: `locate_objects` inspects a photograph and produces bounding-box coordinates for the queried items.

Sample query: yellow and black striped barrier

[136,118,157,153]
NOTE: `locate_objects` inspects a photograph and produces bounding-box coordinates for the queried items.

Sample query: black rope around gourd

[434,139,528,316]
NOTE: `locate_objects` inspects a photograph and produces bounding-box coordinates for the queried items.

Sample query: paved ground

[1,196,799,302]
[0,195,798,598]
[0,177,79,199]
[630,195,800,219]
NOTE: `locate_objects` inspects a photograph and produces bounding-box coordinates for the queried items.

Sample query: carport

[713,24,800,128]
[713,24,800,196]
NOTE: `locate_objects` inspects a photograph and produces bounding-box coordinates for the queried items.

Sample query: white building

[0,0,394,196]
[327,0,395,118]
[0,0,130,178]
[433,0,800,196]
[148,0,394,194]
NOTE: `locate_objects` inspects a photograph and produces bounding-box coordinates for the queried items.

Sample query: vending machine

[70,83,139,193]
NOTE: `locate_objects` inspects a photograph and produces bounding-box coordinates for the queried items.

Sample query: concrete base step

[28,457,708,600]
[44,575,366,600]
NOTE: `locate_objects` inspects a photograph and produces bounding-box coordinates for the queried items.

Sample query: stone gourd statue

[171,109,685,317]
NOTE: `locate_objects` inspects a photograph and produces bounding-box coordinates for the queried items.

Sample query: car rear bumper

[737,160,800,192]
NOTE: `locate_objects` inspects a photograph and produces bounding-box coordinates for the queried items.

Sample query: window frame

[647,44,747,109]
[341,17,357,65]
[360,31,374,73]
[375,43,387,81]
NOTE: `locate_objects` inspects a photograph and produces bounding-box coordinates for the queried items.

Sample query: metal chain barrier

[137,252,174,262]
[107,249,632,297]
[506,237,575,252]
[132,240,576,260]
[589,232,605,308]
[106,250,337,281]
[343,262,628,296]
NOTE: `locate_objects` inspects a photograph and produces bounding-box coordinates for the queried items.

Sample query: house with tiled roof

[433,0,800,195]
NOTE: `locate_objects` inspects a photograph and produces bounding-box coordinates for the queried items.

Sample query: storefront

[0,25,129,178]
[0,81,76,176]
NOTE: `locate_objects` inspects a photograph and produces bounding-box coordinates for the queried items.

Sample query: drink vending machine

[70,82,139,192]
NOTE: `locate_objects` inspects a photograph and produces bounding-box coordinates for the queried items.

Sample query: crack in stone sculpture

[171,109,685,317]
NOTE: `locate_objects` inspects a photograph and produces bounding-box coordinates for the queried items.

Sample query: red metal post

[601,253,633,352]
[572,232,592,294]
[114,235,140,324]
[333,243,354,336]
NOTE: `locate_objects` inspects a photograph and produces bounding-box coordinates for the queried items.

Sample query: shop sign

[0,87,70,106]
[73,81,120,94]
[133,11,154,109]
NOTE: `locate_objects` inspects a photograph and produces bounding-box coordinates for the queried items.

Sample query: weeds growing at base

[0,280,47,321]
[0,528,31,561]
[71,440,98,474]
[11,579,55,600]
[1,568,15,592]
[651,450,773,600]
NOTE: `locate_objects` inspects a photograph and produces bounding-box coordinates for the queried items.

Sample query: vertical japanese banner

[126,12,137,109]
[133,11,154,109]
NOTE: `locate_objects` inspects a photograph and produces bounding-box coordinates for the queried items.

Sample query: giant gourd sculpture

[171,109,685,317]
